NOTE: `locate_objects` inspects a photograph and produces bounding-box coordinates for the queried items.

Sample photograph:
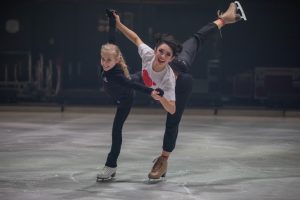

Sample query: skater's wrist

[214,18,225,29]
[218,18,225,26]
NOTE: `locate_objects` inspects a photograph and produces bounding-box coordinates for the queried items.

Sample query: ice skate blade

[147,176,166,184]
[234,1,247,21]
[96,176,115,182]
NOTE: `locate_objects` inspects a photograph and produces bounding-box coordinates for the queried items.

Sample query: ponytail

[118,52,131,79]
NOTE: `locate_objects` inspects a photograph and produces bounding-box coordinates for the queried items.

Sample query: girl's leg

[173,23,220,73]
[162,73,193,152]
[105,96,133,168]
[176,1,243,71]
[166,3,243,148]
[164,23,221,151]
[149,73,193,179]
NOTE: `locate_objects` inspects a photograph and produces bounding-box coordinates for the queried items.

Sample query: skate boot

[217,1,247,24]
[148,156,168,180]
[96,166,117,182]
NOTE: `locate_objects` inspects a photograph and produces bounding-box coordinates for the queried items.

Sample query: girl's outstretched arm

[113,12,144,47]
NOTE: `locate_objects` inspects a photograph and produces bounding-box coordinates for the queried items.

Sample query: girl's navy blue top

[102,64,153,105]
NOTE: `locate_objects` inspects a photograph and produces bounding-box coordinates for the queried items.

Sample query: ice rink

[1,107,300,200]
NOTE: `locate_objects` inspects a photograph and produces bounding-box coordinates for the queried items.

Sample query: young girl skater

[113,1,246,180]
[97,11,164,181]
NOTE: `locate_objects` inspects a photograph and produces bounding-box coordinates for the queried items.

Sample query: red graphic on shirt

[142,69,156,87]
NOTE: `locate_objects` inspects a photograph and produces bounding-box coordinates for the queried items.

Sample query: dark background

[0,0,299,108]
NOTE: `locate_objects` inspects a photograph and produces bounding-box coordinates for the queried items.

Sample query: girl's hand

[113,12,121,24]
[154,88,164,97]
[151,90,162,101]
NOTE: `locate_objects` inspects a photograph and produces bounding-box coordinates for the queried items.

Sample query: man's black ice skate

[96,166,117,182]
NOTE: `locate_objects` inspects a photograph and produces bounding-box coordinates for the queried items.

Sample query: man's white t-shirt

[138,43,176,101]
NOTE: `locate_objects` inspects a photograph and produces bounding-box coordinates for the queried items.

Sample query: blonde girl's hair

[101,43,131,79]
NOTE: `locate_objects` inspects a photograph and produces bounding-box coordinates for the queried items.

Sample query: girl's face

[153,43,175,69]
[101,51,119,71]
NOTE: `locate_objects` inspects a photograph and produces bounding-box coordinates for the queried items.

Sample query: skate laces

[101,166,116,175]
[152,156,164,172]
[101,166,108,175]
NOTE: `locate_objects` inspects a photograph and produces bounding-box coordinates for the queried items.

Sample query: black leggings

[163,73,193,152]
[163,23,219,152]
[105,96,133,168]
